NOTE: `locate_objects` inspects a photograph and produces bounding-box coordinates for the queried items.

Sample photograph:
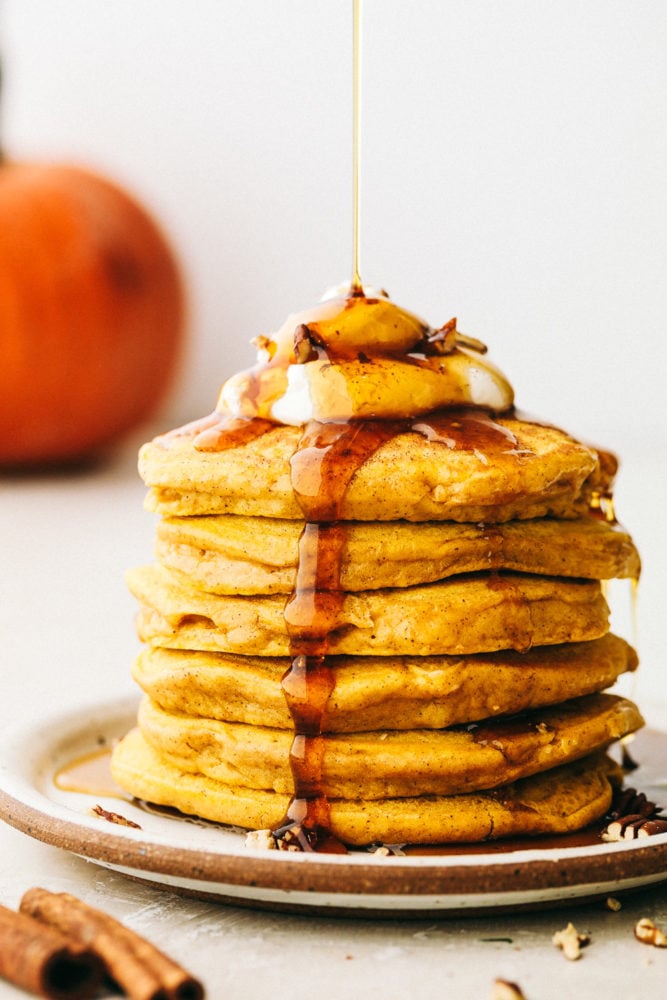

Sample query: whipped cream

[217,287,514,424]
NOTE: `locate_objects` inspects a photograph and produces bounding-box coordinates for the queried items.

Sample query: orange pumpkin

[0,161,185,465]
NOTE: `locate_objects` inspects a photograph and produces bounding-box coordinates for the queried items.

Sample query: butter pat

[217,288,514,424]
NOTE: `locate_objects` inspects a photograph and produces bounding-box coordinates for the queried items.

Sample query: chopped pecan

[424,318,489,356]
[492,980,527,1000]
[425,318,458,355]
[293,323,321,363]
[90,804,141,829]
[552,922,590,960]
[274,823,317,852]
[608,787,660,820]
[603,815,667,842]
[244,828,277,850]
[635,917,667,947]
[601,786,667,841]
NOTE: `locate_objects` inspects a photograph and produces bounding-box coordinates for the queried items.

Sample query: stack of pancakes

[112,410,642,846]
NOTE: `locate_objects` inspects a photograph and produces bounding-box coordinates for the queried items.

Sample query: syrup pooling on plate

[55,748,126,800]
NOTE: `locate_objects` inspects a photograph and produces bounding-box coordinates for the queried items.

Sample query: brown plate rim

[1,695,667,909]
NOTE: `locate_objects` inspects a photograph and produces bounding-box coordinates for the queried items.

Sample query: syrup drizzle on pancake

[278,420,400,852]
[167,378,633,853]
[267,407,525,851]
[174,371,528,851]
[279,415,521,850]
[161,412,275,452]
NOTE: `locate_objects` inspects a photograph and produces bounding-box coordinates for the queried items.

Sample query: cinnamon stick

[0,903,102,999]
[20,888,203,1000]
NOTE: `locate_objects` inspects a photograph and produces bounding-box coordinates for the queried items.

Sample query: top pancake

[140,415,615,522]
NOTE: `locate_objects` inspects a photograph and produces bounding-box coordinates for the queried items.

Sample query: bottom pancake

[110,729,623,845]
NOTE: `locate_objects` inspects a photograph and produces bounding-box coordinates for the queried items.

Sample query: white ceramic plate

[1,696,667,917]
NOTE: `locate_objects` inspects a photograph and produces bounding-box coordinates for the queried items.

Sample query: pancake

[110,730,623,845]
[140,416,615,522]
[155,513,640,595]
[114,291,642,851]
[135,692,641,799]
[128,564,609,657]
[132,634,637,733]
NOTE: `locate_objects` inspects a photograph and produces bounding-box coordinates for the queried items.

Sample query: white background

[1,2,665,698]
[3,0,666,445]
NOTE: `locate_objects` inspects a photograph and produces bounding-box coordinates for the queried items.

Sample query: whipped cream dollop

[217,286,514,424]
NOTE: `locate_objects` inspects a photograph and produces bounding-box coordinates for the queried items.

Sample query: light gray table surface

[1,427,666,1000]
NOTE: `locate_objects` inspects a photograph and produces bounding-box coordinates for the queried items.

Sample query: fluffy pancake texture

[128,563,609,656]
[110,730,623,845]
[140,417,614,522]
[135,692,641,799]
[155,514,640,594]
[113,387,641,846]
[131,635,637,733]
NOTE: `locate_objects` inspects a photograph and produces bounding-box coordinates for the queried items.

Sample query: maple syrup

[351,0,363,294]
[277,419,402,851]
[160,412,274,452]
[277,408,537,851]
[55,747,127,800]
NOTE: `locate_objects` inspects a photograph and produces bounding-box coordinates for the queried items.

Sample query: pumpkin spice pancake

[134,692,641,800]
[155,512,640,594]
[127,563,610,657]
[111,731,624,845]
[112,288,643,847]
[140,413,616,523]
[131,634,637,733]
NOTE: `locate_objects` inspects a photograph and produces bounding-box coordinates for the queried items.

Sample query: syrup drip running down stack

[277,397,536,850]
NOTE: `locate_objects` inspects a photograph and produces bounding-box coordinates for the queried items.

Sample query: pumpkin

[0,161,185,466]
